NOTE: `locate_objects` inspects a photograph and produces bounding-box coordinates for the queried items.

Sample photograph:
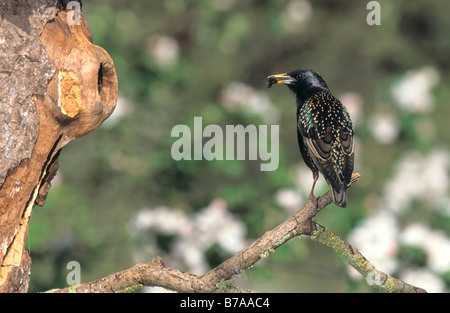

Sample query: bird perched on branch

[267,68,355,207]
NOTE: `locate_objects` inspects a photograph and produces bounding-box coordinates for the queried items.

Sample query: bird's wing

[299,95,355,188]
[339,127,355,186]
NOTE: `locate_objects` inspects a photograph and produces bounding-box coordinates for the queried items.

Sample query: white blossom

[401,223,450,275]
[131,206,191,235]
[392,66,439,114]
[194,198,247,253]
[146,35,179,67]
[383,149,449,214]
[400,269,445,293]
[369,112,399,145]
[275,188,304,214]
[347,210,399,275]
[283,0,312,33]
[129,198,247,276]
[221,82,280,123]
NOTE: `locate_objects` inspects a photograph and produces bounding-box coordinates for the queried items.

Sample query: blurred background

[28,0,450,292]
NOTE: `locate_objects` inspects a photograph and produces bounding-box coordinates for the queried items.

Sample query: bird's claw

[309,194,319,211]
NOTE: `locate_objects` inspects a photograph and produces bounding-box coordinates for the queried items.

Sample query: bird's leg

[309,174,319,207]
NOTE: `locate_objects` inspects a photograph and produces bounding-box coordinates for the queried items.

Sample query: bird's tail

[331,186,347,208]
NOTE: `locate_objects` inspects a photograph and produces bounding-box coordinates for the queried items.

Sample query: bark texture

[0,0,117,292]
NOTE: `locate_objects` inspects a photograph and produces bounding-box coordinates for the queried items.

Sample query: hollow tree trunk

[0,0,118,292]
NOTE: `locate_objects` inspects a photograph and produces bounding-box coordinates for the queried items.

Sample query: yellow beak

[267,73,293,88]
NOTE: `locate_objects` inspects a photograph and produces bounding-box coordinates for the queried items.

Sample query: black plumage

[267,68,355,207]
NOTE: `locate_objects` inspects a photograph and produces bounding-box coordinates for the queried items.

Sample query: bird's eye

[297,74,302,79]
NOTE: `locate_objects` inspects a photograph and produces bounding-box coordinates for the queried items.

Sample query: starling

[267,68,355,207]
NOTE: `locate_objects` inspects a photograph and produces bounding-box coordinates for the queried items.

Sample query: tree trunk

[0,0,117,292]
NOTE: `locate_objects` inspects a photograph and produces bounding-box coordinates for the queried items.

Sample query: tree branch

[310,225,426,293]
[47,173,427,293]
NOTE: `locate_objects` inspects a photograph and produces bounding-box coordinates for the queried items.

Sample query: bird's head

[267,68,329,102]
